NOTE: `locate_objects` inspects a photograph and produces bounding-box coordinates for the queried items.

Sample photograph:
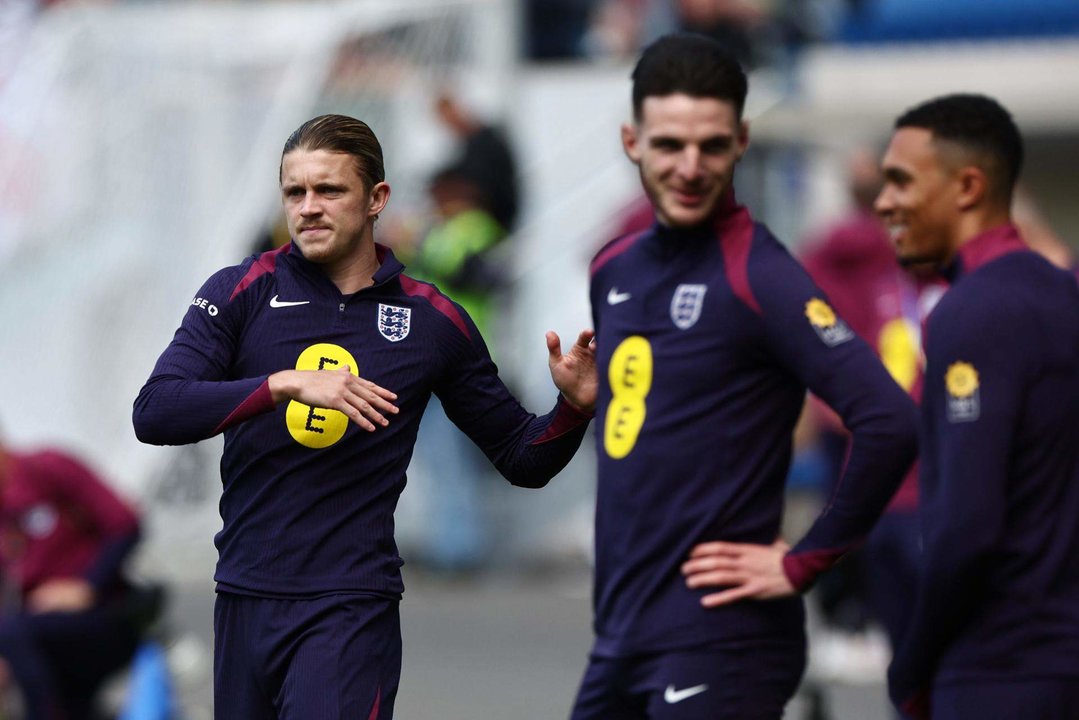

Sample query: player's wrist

[560,393,595,417]
[267,370,299,404]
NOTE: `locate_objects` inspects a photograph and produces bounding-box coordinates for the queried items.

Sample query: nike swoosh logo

[664,684,708,704]
[269,295,310,308]
[607,288,632,305]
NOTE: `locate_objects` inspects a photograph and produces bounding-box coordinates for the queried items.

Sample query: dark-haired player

[572,33,918,719]
[133,114,597,719]
[877,94,1079,720]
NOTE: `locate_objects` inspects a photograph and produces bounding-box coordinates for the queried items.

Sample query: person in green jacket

[406,164,512,573]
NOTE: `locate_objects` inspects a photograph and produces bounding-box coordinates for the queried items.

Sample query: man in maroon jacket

[0,431,143,720]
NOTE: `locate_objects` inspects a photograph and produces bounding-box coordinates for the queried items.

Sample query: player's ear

[955,166,987,211]
[368,181,391,218]
[621,123,642,163]
[736,120,750,161]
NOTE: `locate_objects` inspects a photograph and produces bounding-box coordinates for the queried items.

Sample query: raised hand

[547,329,598,413]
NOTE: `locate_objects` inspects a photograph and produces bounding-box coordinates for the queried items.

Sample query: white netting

[0,0,512,576]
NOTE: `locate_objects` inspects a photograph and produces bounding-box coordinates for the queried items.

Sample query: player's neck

[325,240,380,295]
[951,207,1013,257]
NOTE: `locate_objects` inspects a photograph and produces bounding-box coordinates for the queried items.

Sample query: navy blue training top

[133,243,590,598]
[889,225,1079,709]
[588,199,918,657]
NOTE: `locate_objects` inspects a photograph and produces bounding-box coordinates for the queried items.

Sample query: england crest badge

[670,284,707,330]
[377,303,411,342]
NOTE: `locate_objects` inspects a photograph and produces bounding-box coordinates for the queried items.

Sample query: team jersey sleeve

[34,451,141,594]
[430,303,592,489]
[747,239,918,590]
[133,265,274,445]
[888,297,1024,712]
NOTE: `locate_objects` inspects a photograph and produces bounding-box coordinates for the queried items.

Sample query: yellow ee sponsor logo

[878,318,920,392]
[604,336,653,460]
[286,343,359,449]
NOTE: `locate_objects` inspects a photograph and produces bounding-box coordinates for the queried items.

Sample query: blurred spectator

[675,0,770,66]
[524,0,598,60]
[1013,186,1074,270]
[434,90,520,233]
[606,191,656,241]
[0,432,152,720]
[797,148,946,694]
[581,0,648,59]
[404,166,510,573]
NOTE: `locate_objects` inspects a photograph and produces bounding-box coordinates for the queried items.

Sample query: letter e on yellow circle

[286,343,360,449]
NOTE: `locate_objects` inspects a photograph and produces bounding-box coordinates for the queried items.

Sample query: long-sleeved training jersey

[889,224,1079,709]
[133,243,590,599]
[588,199,918,657]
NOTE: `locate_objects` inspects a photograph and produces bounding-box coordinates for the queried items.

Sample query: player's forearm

[465,395,592,489]
[784,377,918,589]
[889,553,985,708]
[133,375,272,444]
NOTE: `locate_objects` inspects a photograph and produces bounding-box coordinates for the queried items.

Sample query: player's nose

[676,147,702,180]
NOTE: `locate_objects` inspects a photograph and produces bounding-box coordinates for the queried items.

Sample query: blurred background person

[796,147,947,712]
[402,164,512,573]
[434,89,520,235]
[0,428,149,720]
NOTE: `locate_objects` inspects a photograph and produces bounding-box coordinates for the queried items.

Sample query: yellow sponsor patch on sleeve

[945,361,980,422]
[805,298,853,347]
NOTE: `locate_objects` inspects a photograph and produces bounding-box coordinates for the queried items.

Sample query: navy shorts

[570,639,805,720]
[214,592,401,720]
[933,678,1079,720]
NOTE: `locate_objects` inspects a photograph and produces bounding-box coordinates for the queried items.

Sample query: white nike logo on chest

[607,288,632,305]
[269,295,310,308]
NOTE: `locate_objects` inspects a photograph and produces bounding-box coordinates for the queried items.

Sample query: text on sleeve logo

[664,684,709,704]
[607,287,633,305]
[191,297,219,316]
[270,295,311,308]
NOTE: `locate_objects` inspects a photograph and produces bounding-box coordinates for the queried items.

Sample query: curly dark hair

[631,33,748,121]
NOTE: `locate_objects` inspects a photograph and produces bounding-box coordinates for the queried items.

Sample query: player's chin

[296,238,334,262]
[663,204,715,229]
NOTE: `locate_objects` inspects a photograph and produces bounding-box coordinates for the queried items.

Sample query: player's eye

[701,139,731,154]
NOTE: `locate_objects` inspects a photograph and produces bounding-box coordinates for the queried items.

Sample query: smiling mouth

[672,189,705,205]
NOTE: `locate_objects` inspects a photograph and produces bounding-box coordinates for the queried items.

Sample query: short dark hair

[631,33,748,120]
[280,114,385,190]
[896,94,1023,205]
